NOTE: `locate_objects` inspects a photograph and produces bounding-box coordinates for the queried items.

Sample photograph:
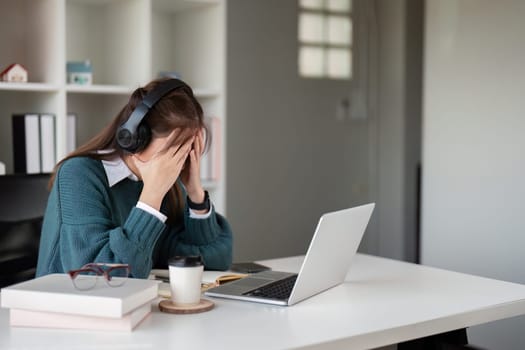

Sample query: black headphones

[116,79,189,153]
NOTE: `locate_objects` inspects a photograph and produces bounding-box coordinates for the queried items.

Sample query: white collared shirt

[101,157,211,222]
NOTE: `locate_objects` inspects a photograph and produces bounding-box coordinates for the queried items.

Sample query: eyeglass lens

[106,266,129,287]
[72,270,98,290]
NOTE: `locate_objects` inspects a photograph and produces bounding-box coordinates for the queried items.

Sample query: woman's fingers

[148,128,182,160]
[196,129,204,157]
[153,129,201,169]
[166,128,182,145]
[189,149,197,164]
[171,136,195,162]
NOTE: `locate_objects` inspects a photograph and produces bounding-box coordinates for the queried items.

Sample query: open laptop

[204,203,375,306]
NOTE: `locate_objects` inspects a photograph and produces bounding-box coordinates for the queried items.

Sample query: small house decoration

[0,63,28,83]
[67,60,92,85]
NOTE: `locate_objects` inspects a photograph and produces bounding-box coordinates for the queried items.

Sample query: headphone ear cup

[117,79,187,153]
[134,123,152,153]
[116,127,133,151]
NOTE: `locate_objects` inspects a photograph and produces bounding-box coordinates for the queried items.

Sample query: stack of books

[0,274,159,331]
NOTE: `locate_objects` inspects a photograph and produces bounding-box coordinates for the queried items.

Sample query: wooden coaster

[159,299,214,314]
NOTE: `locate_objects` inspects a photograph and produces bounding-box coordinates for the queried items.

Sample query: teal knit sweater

[36,157,233,278]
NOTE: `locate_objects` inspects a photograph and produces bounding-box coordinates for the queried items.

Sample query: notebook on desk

[205,203,375,306]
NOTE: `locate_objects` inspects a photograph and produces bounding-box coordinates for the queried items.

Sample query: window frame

[298,0,353,80]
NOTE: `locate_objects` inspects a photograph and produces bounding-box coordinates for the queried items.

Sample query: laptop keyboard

[243,275,298,300]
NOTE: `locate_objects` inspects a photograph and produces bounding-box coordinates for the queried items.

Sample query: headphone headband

[116,79,188,153]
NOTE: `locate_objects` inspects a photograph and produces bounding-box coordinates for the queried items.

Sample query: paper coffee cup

[168,256,204,306]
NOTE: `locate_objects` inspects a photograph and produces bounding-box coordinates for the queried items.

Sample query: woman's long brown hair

[49,78,209,223]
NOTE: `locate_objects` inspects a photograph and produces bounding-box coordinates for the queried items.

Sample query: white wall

[226,0,367,261]
[225,0,423,263]
[422,1,525,348]
[372,0,423,262]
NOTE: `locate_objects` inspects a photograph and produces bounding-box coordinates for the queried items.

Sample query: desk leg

[397,328,484,350]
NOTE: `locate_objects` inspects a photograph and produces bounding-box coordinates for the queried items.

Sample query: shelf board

[67,0,126,6]
[0,82,60,92]
[193,88,221,99]
[153,0,220,13]
[66,84,134,95]
[66,85,220,97]
[68,0,219,9]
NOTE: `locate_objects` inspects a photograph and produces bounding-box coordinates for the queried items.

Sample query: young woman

[36,78,232,278]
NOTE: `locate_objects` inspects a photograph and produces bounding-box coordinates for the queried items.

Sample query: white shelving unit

[0,0,227,213]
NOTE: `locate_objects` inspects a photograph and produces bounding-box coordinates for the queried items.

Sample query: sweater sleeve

[154,204,233,271]
[56,158,165,278]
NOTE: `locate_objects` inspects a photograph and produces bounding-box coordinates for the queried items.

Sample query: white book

[1,274,160,318]
[12,114,41,174]
[40,114,56,173]
[10,301,151,332]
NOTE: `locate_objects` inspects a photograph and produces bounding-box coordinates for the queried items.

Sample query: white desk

[2,254,525,350]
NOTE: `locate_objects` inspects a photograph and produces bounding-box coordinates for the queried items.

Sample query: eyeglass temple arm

[68,267,100,278]
[81,263,106,272]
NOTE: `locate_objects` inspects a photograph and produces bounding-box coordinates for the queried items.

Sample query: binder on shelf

[200,116,221,182]
[39,114,56,173]
[200,125,211,180]
[210,116,221,181]
[9,301,151,332]
[12,114,41,174]
[67,113,77,154]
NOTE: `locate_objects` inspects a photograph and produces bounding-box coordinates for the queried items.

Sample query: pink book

[9,302,151,332]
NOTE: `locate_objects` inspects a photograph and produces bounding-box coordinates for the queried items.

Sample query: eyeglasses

[68,263,131,291]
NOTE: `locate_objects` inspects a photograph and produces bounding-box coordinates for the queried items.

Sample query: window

[298,0,353,79]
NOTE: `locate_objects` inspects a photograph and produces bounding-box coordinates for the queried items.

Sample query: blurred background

[230,1,525,349]
[0,0,523,349]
